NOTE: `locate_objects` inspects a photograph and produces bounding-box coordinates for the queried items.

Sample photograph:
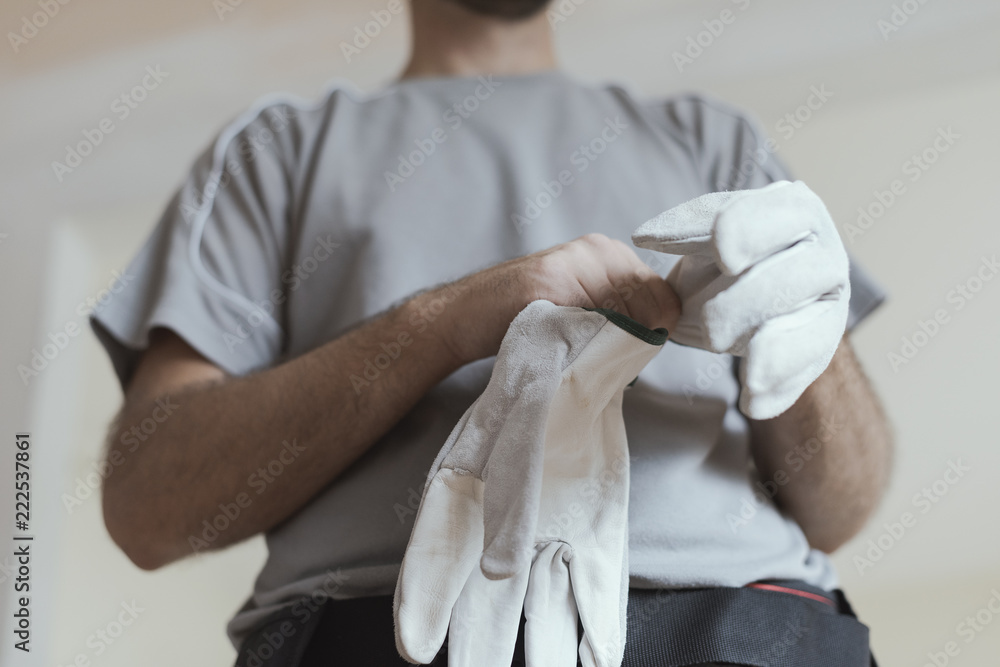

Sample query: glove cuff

[582,307,669,346]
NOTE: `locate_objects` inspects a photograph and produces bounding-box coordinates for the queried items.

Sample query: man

[92,0,893,664]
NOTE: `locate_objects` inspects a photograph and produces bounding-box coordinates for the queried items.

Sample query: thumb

[631,190,746,256]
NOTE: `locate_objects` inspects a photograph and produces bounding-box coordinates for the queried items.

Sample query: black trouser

[235,581,877,667]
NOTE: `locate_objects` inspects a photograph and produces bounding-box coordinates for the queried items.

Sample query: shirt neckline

[385,67,572,90]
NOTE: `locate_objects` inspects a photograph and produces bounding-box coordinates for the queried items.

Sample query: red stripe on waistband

[746,582,836,607]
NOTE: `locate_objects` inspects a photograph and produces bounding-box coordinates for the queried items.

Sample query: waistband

[235,581,876,667]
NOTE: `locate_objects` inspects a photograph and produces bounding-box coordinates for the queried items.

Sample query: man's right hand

[442,233,681,364]
[102,233,678,570]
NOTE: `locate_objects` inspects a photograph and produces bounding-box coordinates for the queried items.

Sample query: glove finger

[479,403,549,579]
[524,543,578,667]
[395,470,485,664]
[739,295,850,419]
[422,401,479,491]
[714,180,832,275]
[665,256,733,351]
[702,241,849,355]
[569,538,629,667]
[480,320,586,581]
[477,302,588,580]
[632,190,746,256]
[447,559,531,667]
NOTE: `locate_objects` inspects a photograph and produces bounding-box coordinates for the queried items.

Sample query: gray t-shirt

[90,70,885,647]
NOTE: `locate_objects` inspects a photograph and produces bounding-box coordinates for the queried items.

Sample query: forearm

[102,233,679,570]
[103,284,471,569]
[747,334,894,553]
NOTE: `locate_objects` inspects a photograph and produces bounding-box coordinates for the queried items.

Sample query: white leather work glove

[393,300,668,667]
[631,180,850,420]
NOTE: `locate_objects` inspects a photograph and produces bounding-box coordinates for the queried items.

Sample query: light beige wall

[791,74,1000,666]
[1,1,998,665]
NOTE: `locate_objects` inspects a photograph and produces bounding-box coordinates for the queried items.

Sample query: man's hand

[102,233,679,570]
[443,233,681,364]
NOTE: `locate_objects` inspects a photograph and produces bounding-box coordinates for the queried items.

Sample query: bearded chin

[445,0,551,20]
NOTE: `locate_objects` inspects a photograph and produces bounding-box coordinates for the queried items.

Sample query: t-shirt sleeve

[90,102,302,390]
[662,94,886,331]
